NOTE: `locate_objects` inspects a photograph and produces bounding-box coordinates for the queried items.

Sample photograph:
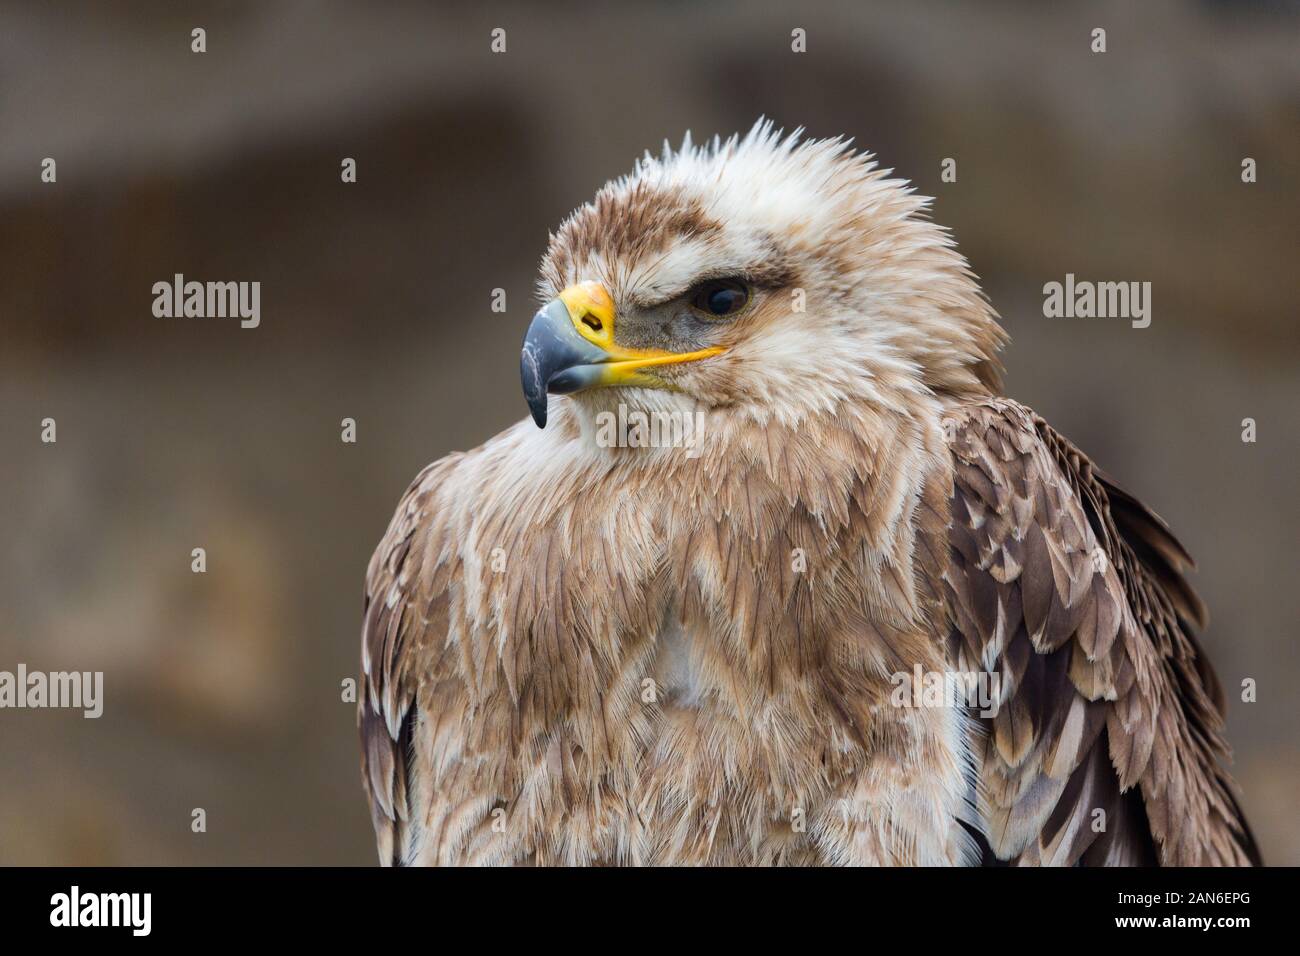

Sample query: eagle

[359,121,1259,866]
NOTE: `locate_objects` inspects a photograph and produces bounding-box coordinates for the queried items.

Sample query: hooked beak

[520,281,725,427]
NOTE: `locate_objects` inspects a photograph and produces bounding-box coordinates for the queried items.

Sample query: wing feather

[943,399,1259,866]
[357,456,464,865]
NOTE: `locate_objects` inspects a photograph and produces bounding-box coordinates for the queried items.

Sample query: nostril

[581,314,602,333]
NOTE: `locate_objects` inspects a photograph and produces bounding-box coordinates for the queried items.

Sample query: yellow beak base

[557,281,725,385]
[521,281,726,427]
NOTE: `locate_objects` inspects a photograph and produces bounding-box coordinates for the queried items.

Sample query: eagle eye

[689,279,749,318]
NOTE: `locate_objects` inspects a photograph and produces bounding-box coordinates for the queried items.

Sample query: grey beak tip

[521,297,604,430]
[528,400,548,429]
[520,342,549,428]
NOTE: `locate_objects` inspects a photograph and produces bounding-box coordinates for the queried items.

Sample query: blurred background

[0,0,1296,865]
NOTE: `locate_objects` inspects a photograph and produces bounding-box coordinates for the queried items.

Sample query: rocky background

[0,0,1296,864]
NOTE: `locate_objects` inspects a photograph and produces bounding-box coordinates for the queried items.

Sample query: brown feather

[943,399,1258,866]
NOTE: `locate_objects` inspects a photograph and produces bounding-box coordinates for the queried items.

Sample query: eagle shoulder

[941,398,1259,865]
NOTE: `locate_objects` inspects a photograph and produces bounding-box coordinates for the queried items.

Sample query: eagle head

[521,120,1006,431]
